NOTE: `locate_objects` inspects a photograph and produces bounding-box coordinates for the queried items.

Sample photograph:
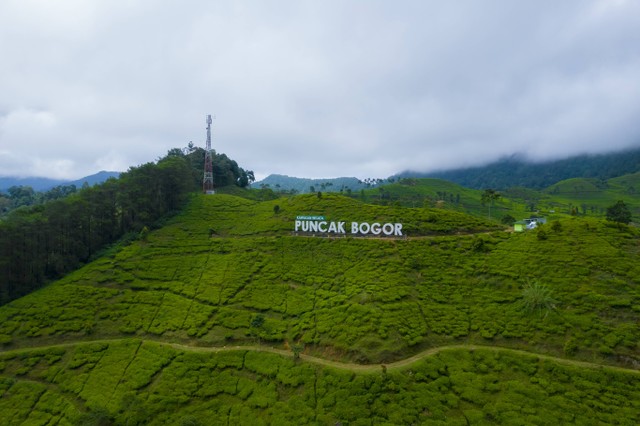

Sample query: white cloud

[0,0,639,180]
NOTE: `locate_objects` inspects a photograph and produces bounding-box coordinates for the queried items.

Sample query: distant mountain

[252,174,375,193]
[0,176,65,192]
[397,147,640,190]
[0,171,120,192]
[67,171,121,188]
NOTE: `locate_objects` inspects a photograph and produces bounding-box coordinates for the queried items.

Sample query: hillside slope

[0,194,639,424]
[359,174,640,223]
[399,147,640,189]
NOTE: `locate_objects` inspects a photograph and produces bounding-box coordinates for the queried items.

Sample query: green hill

[540,174,640,219]
[358,175,640,223]
[1,193,639,424]
[358,178,504,217]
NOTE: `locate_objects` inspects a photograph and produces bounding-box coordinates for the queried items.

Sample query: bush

[471,237,490,253]
[564,337,578,356]
[501,214,516,226]
[537,228,548,240]
[519,280,557,317]
[75,406,113,426]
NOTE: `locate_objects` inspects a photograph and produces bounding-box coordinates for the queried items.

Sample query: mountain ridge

[0,170,121,192]
[398,146,640,189]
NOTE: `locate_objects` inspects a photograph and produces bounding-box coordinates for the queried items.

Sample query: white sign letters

[294,219,403,236]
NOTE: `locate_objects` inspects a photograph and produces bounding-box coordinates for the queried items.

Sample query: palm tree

[481,189,501,219]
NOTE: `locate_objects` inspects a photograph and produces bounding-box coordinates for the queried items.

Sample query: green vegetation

[0,147,254,305]
[252,174,374,194]
[354,174,640,224]
[480,189,501,219]
[407,147,640,189]
[607,200,632,224]
[1,194,637,363]
[0,184,79,217]
[519,280,557,317]
[1,188,639,423]
[0,341,638,425]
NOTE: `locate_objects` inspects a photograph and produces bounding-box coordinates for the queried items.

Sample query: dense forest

[0,146,254,305]
[400,147,640,189]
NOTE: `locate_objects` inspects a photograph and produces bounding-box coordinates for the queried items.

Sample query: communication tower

[203,114,215,194]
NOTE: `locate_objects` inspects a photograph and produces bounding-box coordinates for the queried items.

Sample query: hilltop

[0,192,639,424]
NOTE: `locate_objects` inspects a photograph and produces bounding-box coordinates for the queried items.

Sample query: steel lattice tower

[203,114,215,194]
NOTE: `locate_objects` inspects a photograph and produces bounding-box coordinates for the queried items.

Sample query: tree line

[0,184,79,217]
[0,146,254,305]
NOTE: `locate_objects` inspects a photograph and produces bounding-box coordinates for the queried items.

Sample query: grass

[519,280,558,317]
[0,191,639,423]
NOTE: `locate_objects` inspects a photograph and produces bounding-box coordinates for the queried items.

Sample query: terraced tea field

[1,194,638,424]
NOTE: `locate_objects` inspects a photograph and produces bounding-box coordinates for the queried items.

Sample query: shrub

[537,228,548,240]
[180,416,202,426]
[74,406,113,426]
[250,314,265,328]
[139,226,150,241]
[471,237,489,253]
[564,337,578,356]
[501,214,516,226]
[519,280,557,317]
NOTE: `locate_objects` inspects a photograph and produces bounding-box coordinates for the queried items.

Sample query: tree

[8,185,36,208]
[0,146,254,306]
[481,189,500,219]
[501,214,515,226]
[237,170,255,188]
[606,200,632,224]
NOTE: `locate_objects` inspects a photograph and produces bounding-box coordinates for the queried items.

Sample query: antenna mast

[203,114,215,194]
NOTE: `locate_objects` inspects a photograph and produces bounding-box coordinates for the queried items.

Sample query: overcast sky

[1,0,639,181]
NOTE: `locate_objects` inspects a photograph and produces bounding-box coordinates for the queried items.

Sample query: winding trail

[1,338,639,376]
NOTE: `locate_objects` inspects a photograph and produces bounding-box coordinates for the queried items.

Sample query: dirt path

[2,339,638,376]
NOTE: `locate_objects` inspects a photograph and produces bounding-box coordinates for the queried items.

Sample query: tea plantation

[0,193,639,424]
